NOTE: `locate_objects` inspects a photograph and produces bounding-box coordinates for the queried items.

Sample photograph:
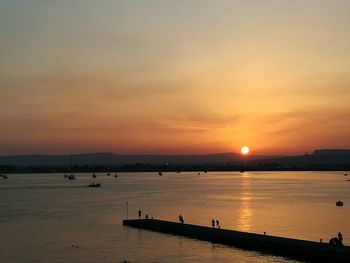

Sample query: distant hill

[0,152,278,167]
[1,149,349,171]
[251,149,350,168]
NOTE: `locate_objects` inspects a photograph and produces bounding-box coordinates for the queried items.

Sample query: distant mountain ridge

[0,149,349,168]
[313,149,350,156]
[254,149,350,167]
[0,152,279,167]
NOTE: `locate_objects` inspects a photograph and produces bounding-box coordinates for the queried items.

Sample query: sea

[1,171,349,263]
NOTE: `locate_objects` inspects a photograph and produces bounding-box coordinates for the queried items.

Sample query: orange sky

[1,1,350,155]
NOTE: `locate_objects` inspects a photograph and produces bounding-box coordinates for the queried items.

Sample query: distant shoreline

[1,149,350,173]
[1,166,349,174]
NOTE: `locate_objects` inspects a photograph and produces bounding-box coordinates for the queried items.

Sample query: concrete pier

[123,219,350,262]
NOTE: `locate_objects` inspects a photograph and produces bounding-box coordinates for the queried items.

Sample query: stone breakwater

[123,219,350,262]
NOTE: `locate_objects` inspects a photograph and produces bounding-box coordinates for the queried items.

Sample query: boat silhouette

[336,200,344,206]
[87,182,101,187]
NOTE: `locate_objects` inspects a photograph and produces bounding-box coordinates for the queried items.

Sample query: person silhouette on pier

[138,209,142,219]
[145,214,149,219]
[338,232,343,246]
[216,220,220,229]
[211,219,215,228]
[329,237,340,246]
[179,214,184,224]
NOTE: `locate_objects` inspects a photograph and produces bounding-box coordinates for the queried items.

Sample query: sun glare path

[241,146,250,155]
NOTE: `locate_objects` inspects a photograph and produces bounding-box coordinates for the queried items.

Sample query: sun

[241,146,250,155]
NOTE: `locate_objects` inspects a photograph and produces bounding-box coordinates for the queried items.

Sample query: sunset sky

[1,1,350,155]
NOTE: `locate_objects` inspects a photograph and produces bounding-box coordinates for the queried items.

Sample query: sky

[1,0,350,155]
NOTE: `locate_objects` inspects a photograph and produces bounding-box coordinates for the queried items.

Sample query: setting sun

[241,146,250,155]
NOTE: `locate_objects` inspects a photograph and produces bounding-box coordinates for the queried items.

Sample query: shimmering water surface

[1,171,349,263]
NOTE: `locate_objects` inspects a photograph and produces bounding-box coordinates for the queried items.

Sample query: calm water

[1,171,349,263]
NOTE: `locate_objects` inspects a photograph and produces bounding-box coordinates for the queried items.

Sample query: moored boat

[336,200,344,206]
[87,182,101,187]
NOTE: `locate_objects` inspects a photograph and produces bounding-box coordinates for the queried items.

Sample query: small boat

[197,172,200,175]
[107,172,111,176]
[176,171,181,174]
[3,174,8,179]
[344,173,348,176]
[92,173,97,178]
[336,201,344,206]
[240,170,245,173]
[204,171,207,173]
[114,173,118,178]
[158,172,163,176]
[66,155,74,180]
[87,182,101,187]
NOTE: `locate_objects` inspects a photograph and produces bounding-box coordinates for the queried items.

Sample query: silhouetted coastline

[1,149,350,174]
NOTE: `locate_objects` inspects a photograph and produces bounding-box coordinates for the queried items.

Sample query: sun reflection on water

[238,173,253,232]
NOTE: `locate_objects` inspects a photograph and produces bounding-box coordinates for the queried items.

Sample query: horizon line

[1,148,350,157]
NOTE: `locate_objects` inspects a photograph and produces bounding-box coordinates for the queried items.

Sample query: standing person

[138,209,142,219]
[216,220,220,229]
[338,232,343,245]
[211,219,215,228]
[178,214,184,224]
